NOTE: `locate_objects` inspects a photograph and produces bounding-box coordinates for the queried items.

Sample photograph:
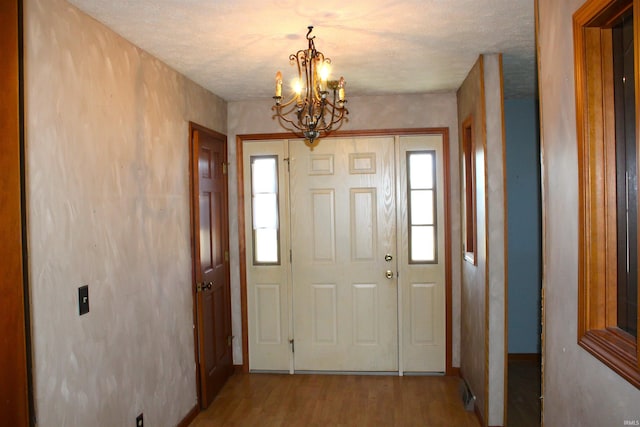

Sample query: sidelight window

[407,151,437,263]
[250,156,280,265]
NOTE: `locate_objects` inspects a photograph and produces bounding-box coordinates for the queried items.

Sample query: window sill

[579,328,640,389]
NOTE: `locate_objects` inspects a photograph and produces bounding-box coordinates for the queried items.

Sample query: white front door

[243,133,447,373]
[289,136,398,371]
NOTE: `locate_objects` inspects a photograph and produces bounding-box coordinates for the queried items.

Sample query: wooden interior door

[190,124,232,408]
[0,1,31,425]
[289,136,398,371]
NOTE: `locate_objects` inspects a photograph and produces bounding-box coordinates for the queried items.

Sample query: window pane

[255,228,279,263]
[409,153,434,189]
[411,225,435,262]
[613,10,638,337]
[250,155,280,265]
[252,194,278,229]
[408,151,437,264]
[252,157,277,194]
[410,189,434,225]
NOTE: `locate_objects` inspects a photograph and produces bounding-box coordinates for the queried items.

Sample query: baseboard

[177,403,199,427]
[448,366,461,377]
[508,353,541,363]
[234,364,244,374]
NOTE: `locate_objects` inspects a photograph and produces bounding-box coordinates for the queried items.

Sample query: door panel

[398,135,446,372]
[191,126,232,407]
[243,140,292,371]
[290,137,398,371]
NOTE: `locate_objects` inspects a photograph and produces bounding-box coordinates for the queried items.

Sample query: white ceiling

[66,0,536,101]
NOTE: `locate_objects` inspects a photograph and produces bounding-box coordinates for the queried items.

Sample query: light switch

[78,285,89,315]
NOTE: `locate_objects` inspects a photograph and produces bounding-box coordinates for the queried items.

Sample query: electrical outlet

[136,413,143,427]
[78,285,89,315]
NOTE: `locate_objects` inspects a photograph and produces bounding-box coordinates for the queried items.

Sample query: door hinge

[289,339,295,353]
[225,250,229,262]
[222,162,228,175]
[227,335,234,347]
[289,249,292,263]
[284,157,290,172]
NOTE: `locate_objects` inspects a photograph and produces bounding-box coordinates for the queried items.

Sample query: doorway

[239,130,452,374]
[504,98,542,425]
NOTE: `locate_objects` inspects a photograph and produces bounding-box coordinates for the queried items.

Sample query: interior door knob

[385,270,394,279]
[197,282,213,292]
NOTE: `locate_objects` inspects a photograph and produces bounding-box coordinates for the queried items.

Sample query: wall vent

[459,377,476,412]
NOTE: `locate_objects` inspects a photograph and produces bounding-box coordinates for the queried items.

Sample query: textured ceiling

[66,0,536,101]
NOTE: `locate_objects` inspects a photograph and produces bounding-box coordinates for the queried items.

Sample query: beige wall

[24,0,226,425]
[227,93,462,367]
[457,54,506,426]
[538,0,640,425]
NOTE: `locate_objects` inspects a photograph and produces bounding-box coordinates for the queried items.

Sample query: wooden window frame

[574,0,640,388]
[462,116,477,265]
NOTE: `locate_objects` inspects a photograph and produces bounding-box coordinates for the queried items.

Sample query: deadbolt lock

[384,254,393,262]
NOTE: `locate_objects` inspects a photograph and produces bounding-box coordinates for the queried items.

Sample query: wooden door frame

[1,0,32,425]
[236,128,454,375]
[188,122,231,412]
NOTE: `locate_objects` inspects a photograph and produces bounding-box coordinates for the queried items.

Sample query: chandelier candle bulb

[319,63,330,92]
[275,71,282,98]
[338,77,345,102]
[293,78,303,96]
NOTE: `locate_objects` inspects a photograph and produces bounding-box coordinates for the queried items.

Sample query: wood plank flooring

[507,358,541,427]
[190,373,480,427]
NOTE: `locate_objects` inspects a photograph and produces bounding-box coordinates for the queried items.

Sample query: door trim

[1,1,32,425]
[237,128,453,375]
[189,122,231,408]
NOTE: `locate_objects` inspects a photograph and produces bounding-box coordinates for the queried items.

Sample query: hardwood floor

[190,373,480,427]
[507,357,541,427]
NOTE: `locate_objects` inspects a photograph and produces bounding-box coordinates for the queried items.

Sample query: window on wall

[574,0,640,388]
[407,151,437,263]
[462,117,476,264]
[613,8,638,338]
[250,156,280,265]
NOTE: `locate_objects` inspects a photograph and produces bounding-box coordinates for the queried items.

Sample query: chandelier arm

[274,110,306,132]
[314,94,337,132]
[275,95,300,109]
[273,103,308,132]
[293,51,304,80]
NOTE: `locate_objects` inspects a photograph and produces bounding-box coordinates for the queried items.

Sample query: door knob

[385,270,394,279]
[384,254,393,262]
[197,281,213,292]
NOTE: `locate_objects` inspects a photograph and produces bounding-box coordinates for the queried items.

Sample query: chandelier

[272,26,349,148]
